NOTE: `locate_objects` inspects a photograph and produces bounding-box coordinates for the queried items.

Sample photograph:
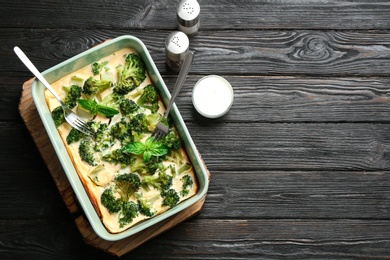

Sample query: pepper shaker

[176,0,200,37]
[165,31,190,72]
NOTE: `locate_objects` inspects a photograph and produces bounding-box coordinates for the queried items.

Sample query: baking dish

[31,35,209,241]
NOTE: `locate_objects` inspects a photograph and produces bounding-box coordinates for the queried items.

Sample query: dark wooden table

[2,0,390,259]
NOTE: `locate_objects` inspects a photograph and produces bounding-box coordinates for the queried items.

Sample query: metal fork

[152,51,194,141]
[14,46,93,136]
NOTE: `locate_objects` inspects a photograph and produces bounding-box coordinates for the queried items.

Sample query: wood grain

[170,76,390,123]
[203,170,390,219]
[4,30,390,76]
[4,75,390,123]
[2,169,389,221]
[2,0,390,258]
[2,0,390,30]
[186,122,390,171]
[4,120,390,172]
[1,218,389,259]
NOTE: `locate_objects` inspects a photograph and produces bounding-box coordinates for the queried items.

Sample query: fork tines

[152,122,169,141]
[72,118,94,136]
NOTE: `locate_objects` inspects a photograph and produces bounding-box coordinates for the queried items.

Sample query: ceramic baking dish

[31,35,209,241]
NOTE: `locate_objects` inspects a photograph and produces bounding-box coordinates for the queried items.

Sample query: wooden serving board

[18,78,210,257]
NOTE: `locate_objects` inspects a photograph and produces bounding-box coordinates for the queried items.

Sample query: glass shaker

[177,0,200,37]
[165,31,190,72]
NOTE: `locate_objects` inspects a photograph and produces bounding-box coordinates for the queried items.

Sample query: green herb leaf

[122,142,145,155]
[143,151,152,162]
[122,137,168,162]
[78,99,98,116]
[97,104,119,117]
[149,143,168,157]
[77,99,119,117]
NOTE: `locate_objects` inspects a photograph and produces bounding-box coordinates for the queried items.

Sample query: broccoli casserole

[45,48,198,233]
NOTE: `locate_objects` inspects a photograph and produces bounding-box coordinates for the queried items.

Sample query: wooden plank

[169,76,390,123]
[186,122,390,171]
[1,219,389,259]
[5,75,390,123]
[3,122,390,172]
[202,170,390,219]
[2,0,390,30]
[0,167,69,219]
[5,29,390,76]
[5,121,390,171]
[2,168,389,220]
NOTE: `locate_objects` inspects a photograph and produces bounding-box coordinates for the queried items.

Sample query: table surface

[2,0,390,259]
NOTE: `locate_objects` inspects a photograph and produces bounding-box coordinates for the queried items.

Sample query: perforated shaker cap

[165,31,189,57]
[177,0,200,27]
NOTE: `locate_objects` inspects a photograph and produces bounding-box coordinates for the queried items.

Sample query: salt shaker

[176,0,200,37]
[165,31,190,72]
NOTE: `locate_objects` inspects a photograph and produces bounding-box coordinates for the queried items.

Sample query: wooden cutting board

[19,78,210,257]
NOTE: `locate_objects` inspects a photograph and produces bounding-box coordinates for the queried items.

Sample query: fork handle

[14,46,64,104]
[164,51,194,117]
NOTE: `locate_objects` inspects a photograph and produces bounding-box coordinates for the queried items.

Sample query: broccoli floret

[102,148,135,168]
[161,188,180,208]
[99,92,121,110]
[120,98,139,116]
[119,112,160,135]
[135,193,159,217]
[51,106,65,127]
[114,53,146,95]
[88,165,112,186]
[130,160,149,175]
[164,144,186,166]
[162,130,182,153]
[79,140,97,166]
[180,174,193,196]
[141,172,173,192]
[119,201,139,228]
[94,123,114,151]
[110,118,133,144]
[101,188,121,213]
[86,119,100,133]
[82,76,112,97]
[131,156,164,175]
[114,173,141,202]
[136,84,159,113]
[69,75,84,86]
[129,113,149,134]
[100,93,139,116]
[177,163,192,175]
[91,61,108,76]
[63,84,82,108]
[102,189,139,228]
[66,128,84,144]
[146,113,161,132]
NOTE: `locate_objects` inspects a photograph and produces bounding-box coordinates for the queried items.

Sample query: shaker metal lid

[177,0,200,26]
[165,31,189,55]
